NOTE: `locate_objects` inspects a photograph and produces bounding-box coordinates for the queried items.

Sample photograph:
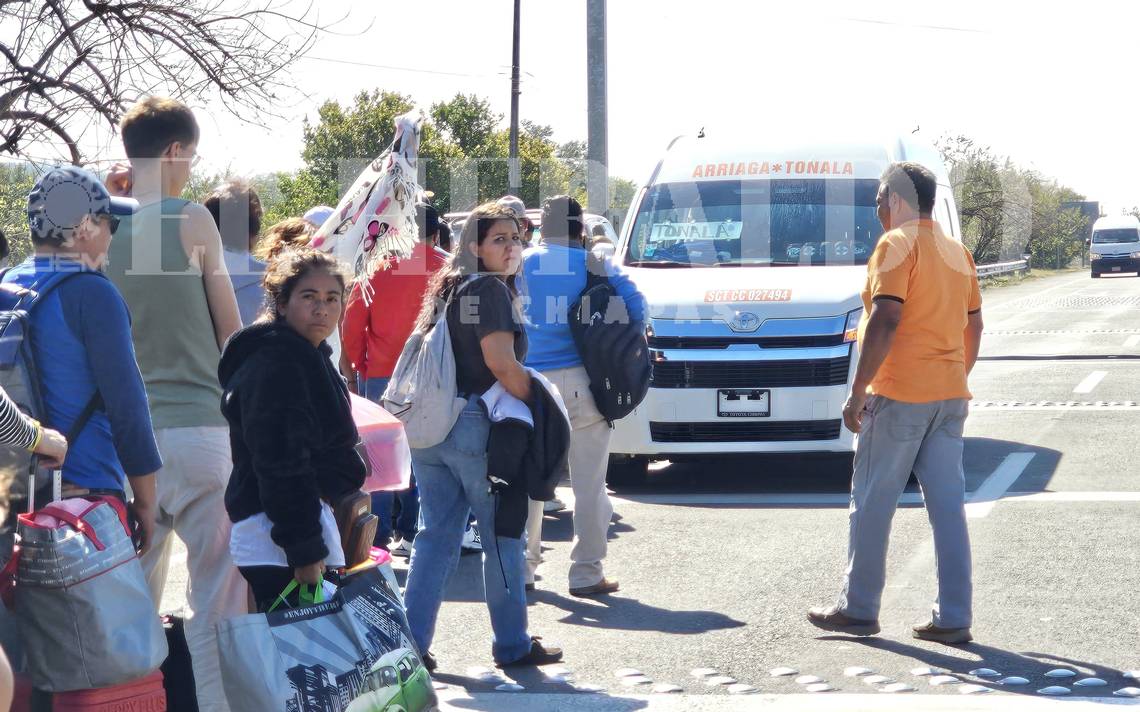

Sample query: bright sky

[41,0,1140,213]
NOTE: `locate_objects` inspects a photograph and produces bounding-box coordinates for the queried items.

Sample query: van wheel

[1091,272,1101,278]
[606,455,649,488]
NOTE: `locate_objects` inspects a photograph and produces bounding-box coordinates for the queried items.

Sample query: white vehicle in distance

[606,130,963,485]
[1089,215,1140,278]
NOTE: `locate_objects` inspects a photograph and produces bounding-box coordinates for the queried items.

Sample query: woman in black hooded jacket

[219,248,366,611]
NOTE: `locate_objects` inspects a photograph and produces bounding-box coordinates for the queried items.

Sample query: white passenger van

[1089,215,1140,278]
[607,131,961,485]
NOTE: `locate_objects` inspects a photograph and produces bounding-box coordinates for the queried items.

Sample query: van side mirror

[1085,238,1091,247]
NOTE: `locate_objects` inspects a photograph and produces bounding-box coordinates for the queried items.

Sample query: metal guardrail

[976,259,1029,279]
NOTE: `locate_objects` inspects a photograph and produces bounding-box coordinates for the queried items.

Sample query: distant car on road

[346,647,434,712]
[1089,215,1140,278]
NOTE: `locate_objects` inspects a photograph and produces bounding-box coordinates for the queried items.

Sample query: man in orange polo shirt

[808,161,984,644]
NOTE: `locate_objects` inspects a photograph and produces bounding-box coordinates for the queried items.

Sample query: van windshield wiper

[625,260,691,268]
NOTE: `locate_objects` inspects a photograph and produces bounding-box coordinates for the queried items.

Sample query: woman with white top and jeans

[402,202,563,670]
[219,248,366,611]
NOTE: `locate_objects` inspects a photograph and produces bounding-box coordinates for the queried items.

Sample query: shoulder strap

[67,391,105,443]
[19,270,107,440]
[22,270,108,313]
[584,248,608,291]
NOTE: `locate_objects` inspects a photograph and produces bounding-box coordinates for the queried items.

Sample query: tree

[0,0,327,165]
[237,89,635,224]
[0,163,37,263]
[430,94,499,156]
[609,176,638,228]
[939,134,1087,268]
[298,90,459,212]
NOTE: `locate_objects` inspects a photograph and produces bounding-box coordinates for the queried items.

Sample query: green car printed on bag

[346,647,433,712]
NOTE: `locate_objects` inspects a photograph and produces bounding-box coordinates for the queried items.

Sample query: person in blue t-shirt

[519,195,646,597]
[10,165,163,552]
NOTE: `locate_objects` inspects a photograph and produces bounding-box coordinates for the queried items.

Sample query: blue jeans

[363,377,419,543]
[403,398,531,664]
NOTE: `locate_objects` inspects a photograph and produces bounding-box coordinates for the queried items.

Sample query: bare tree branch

[1,0,341,164]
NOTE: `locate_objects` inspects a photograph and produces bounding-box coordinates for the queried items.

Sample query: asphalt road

[160,268,1140,710]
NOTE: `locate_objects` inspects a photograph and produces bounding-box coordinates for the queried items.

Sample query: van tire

[606,455,649,488]
[1091,272,1101,278]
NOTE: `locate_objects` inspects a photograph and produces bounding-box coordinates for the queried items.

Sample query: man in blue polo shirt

[520,195,646,597]
[8,165,162,552]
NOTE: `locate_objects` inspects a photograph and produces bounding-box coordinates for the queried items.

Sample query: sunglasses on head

[100,214,121,234]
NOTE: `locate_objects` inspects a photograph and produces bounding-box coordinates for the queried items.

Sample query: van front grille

[650,355,850,389]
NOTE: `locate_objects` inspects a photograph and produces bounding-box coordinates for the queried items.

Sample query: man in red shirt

[342,204,447,554]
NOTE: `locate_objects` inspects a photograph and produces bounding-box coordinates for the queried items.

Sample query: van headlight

[1091,253,1102,260]
[843,308,863,343]
[1131,252,1140,259]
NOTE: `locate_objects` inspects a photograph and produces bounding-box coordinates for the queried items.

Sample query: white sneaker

[543,498,566,514]
[390,537,413,558]
[461,521,482,552]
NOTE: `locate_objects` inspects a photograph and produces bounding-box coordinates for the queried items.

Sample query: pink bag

[351,393,412,492]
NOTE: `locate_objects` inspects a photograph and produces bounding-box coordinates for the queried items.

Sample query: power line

[304,55,502,79]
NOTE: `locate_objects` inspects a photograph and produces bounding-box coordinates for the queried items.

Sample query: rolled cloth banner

[311,110,425,300]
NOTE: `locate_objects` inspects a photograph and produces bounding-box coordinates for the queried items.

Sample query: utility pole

[586,0,608,217]
[508,0,521,196]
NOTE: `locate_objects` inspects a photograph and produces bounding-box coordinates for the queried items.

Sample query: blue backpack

[0,271,103,515]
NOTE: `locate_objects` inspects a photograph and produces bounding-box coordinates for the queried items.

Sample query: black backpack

[569,250,649,424]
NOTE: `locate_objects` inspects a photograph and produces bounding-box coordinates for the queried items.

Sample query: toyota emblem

[729,311,761,332]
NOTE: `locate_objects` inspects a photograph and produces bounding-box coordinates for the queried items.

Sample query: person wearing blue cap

[4,165,162,552]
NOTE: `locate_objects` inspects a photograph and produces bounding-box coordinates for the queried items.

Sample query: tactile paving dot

[806,683,835,693]
[691,668,719,678]
[960,684,993,695]
[728,683,759,695]
[864,675,893,685]
[970,668,1000,677]
[795,675,825,685]
[615,668,643,678]
[1114,687,1140,698]
[653,683,683,694]
[881,683,917,693]
[706,676,737,686]
[1075,678,1108,687]
[1045,669,1077,679]
[769,667,798,677]
[929,675,960,686]
[844,666,874,677]
[621,675,653,687]
[1038,686,1071,696]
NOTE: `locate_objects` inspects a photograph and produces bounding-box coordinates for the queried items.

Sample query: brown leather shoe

[498,637,563,668]
[806,605,881,636]
[569,577,620,597]
[912,621,972,644]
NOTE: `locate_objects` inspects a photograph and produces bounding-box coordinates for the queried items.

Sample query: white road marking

[1073,371,1108,394]
[438,690,1140,710]
[971,403,1140,411]
[967,452,1035,518]
[1126,335,1140,348]
[610,488,1140,508]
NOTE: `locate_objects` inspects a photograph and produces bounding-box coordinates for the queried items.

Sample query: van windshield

[1092,229,1140,244]
[625,179,883,267]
